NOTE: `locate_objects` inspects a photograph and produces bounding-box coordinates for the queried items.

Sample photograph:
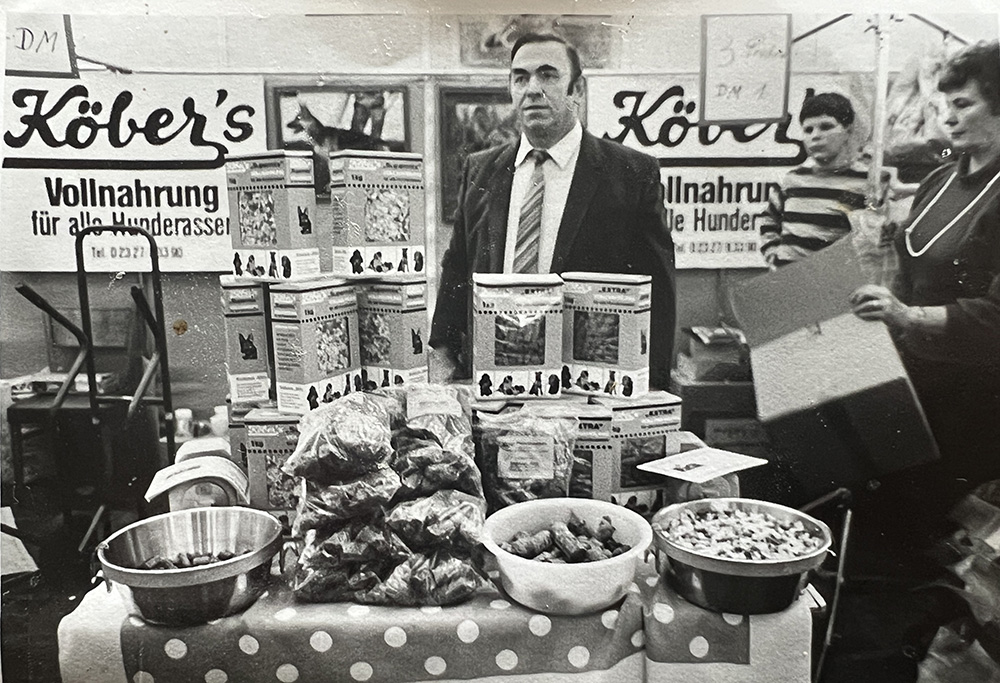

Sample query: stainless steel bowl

[97,507,283,625]
[651,498,832,614]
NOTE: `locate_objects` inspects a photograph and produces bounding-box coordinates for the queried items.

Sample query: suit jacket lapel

[485,143,517,272]
[550,131,601,273]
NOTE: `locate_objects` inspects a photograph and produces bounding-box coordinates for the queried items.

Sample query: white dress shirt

[503,121,583,273]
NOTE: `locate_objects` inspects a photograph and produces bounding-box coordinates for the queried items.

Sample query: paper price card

[637,447,766,484]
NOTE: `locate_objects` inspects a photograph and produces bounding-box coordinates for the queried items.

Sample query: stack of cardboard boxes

[220,149,428,525]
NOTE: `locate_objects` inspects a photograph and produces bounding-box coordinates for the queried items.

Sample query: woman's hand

[849,284,910,327]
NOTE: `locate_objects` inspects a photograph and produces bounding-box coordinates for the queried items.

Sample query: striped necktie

[513,149,549,273]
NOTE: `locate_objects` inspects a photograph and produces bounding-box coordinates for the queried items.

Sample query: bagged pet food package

[404,383,474,458]
[385,489,485,549]
[472,274,564,401]
[293,468,402,535]
[283,392,393,484]
[292,524,410,603]
[390,427,484,499]
[474,404,578,513]
[365,387,409,430]
[356,549,484,607]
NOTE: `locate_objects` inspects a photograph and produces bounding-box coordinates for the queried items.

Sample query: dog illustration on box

[297,206,312,235]
[281,256,292,279]
[268,252,279,279]
[233,253,243,276]
[397,248,409,273]
[479,374,493,397]
[529,371,543,396]
[369,252,393,273]
[350,250,365,275]
[307,386,320,410]
[621,375,634,397]
[411,329,423,355]
[604,370,618,396]
[238,332,258,361]
[575,370,600,392]
[245,255,265,277]
[548,374,560,394]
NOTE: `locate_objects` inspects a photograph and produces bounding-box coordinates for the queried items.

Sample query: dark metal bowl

[97,507,283,625]
[651,498,832,614]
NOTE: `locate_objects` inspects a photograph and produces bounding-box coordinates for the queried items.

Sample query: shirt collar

[799,155,866,175]
[515,120,583,170]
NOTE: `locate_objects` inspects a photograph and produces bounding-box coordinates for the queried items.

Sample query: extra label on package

[636,447,766,484]
[498,435,555,479]
[407,386,463,420]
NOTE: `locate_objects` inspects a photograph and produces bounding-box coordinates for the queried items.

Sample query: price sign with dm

[700,14,791,125]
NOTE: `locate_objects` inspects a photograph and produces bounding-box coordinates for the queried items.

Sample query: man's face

[941,80,1000,157]
[509,41,581,143]
[801,114,852,167]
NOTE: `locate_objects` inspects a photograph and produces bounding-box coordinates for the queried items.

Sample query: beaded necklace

[905,167,1000,258]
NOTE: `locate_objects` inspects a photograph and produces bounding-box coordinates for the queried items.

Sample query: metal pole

[869,14,892,209]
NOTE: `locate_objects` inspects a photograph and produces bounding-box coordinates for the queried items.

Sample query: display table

[60,559,816,683]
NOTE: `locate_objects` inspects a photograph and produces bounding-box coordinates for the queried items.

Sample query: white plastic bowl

[482,498,654,615]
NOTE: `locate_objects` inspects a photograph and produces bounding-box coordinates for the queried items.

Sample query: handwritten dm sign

[6,13,78,79]
[700,14,791,125]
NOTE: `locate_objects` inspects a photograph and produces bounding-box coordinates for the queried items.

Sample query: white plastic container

[481,498,653,615]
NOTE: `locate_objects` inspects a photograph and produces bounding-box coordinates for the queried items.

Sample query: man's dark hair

[799,92,855,127]
[938,40,1000,115]
[510,33,583,93]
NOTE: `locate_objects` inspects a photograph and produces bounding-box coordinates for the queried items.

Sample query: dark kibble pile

[137,549,250,570]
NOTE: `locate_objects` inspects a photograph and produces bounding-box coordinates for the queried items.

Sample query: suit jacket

[430,129,677,388]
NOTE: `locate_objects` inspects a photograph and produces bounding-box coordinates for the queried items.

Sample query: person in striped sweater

[760,93,869,268]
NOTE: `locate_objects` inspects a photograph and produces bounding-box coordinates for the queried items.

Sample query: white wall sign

[5,13,78,79]
[700,14,791,124]
[1,72,267,272]
[588,73,873,269]
[588,74,801,269]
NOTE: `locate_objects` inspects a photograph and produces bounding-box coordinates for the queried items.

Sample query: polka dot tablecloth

[642,581,751,664]
[119,579,646,683]
[62,558,814,683]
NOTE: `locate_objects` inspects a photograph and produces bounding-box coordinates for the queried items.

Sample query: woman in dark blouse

[851,40,1000,494]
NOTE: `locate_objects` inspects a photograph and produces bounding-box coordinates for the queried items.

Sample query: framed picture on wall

[438,86,519,223]
[458,15,614,68]
[267,83,411,191]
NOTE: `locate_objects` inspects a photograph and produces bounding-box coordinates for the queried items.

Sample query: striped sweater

[759,159,871,266]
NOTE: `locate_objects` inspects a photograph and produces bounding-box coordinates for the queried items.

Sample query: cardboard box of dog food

[589,390,683,518]
[268,276,361,414]
[220,276,273,406]
[561,272,651,398]
[355,274,429,389]
[226,150,322,281]
[243,407,300,523]
[472,273,564,401]
[323,150,427,277]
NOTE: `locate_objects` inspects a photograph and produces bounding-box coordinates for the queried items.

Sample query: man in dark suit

[430,33,676,387]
